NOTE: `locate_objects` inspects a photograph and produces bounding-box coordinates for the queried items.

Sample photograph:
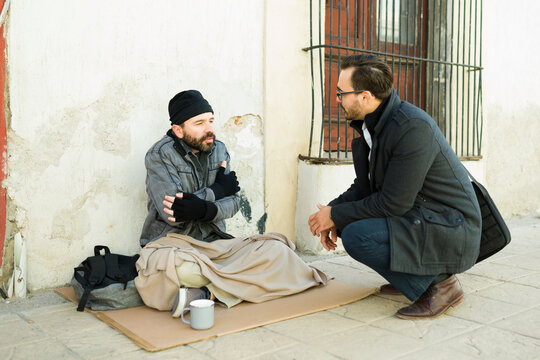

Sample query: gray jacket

[140,131,240,247]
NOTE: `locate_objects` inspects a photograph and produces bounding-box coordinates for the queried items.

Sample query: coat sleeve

[328,177,369,206]
[330,120,438,231]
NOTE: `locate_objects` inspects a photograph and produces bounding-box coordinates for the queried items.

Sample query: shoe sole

[395,295,464,320]
[171,289,187,318]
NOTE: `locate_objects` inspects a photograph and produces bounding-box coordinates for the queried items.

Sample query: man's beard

[183,131,216,153]
[340,103,362,120]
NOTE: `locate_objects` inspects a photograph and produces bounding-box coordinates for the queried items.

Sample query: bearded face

[181,130,216,153]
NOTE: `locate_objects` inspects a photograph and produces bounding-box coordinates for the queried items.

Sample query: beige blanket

[135,232,329,311]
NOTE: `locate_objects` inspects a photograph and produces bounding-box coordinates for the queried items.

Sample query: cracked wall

[4,0,264,290]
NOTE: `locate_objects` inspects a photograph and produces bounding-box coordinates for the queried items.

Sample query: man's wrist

[209,183,225,200]
[201,201,218,221]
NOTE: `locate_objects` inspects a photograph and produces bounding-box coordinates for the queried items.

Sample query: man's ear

[172,124,183,139]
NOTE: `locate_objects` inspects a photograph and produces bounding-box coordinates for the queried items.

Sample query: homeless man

[308,55,481,319]
[137,90,327,315]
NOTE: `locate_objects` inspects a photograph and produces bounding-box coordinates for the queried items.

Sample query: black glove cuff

[201,202,218,222]
[209,183,225,200]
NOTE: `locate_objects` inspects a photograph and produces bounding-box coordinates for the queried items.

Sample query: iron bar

[304,0,483,161]
[318,0,325,158]
[346,0,351,157]
[394,0,400,94]
[328,0,334,157]
[448,0,454,145]
[466,0,472,156]
[309,0,315,157]
[303,43,483,70]
[337,0,343,157]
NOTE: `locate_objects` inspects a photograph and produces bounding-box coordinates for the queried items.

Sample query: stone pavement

[1,215,539,359]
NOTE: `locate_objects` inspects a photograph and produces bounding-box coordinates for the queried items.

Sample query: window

[303,0,483,161]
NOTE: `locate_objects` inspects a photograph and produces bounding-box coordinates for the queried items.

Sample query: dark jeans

[341,218,435,301]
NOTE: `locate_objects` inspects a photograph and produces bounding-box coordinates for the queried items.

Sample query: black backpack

[72,245,143,311]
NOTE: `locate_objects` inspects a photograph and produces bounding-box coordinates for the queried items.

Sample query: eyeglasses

[336,89,366,100]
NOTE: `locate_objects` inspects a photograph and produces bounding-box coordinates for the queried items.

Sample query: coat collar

[349,89,401,135]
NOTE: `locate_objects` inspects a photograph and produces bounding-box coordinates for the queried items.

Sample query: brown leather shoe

[395,275,464,320]
[379,283,402,295]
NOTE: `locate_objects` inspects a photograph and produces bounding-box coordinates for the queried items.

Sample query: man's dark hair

[340,55,393,100]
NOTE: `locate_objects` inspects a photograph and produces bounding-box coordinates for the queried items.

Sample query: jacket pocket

[176,165,197,192]
[420,207,465,265]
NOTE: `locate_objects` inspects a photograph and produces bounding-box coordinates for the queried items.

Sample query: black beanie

[168,90,214,125]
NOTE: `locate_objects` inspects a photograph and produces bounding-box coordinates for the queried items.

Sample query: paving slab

[490,306,540,339]
[253,343,342,360]
[457,272,504,294]
[510,272,540,288]
[59,330,141,359]
[108,346,210,360]
[465,261,537,282]
[474,282,540,308]
[370,314,481,344]
[409,326,540,360]
[264,310,363,341]
[328,294,406,323]
[445,293,524,324]
[303,324,425,359]
[0,339,79,360]
[489,253,540,272]
[22,307,111,339]
[188,327,298,360]
[0,316,48,348]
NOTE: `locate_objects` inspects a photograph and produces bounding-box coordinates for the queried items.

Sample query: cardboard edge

[54,283,378,352]
[95,312,161,352]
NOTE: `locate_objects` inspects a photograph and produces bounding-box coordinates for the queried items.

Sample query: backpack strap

[76,255,107,312]
[94,245,111,256]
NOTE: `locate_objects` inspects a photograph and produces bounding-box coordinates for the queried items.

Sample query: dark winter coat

[329,90,481,275]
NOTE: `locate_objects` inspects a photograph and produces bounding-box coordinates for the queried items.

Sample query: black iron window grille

[302,0,483,162]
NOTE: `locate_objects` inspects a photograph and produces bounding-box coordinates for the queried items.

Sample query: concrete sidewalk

[1,215,539,359]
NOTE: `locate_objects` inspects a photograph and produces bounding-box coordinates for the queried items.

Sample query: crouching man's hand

[320,227,338,251]
[308,204,335,236]
[163,193,218,222]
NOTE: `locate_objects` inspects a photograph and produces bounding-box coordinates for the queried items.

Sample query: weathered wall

[483,1,540,216]
[5,0,265,290]
[264,0,323,239]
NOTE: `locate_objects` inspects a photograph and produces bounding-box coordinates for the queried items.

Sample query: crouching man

[308,55,481,319]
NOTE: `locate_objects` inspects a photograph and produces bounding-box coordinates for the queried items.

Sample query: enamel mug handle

[181,307,191,324]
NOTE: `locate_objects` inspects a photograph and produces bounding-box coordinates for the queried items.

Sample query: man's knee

[340,218,390,260]
[175,261,210,288]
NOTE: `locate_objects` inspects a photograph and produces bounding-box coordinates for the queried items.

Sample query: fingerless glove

[209,167,240,200]
[171,193,218,221]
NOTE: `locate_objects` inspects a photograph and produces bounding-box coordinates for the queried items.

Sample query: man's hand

[209,161,240,200]
[320,227,338,251]
[163,193,217,222]
[308,204,336,237]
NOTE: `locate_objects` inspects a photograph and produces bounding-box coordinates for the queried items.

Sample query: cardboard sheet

[55,281,376,352]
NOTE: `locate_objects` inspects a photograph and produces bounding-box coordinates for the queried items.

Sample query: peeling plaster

[219,114,265,238]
